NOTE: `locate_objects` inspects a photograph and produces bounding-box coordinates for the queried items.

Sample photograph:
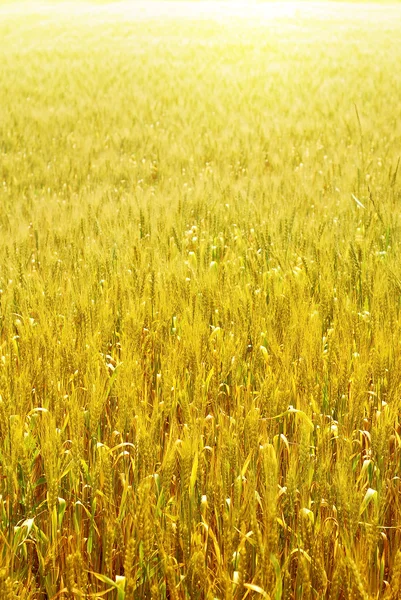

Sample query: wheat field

[1,1,401,598]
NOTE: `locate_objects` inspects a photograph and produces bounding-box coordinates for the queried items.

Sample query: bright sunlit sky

[1,1,400,23]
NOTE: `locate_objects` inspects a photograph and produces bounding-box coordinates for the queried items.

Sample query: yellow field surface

[1,2,401,598]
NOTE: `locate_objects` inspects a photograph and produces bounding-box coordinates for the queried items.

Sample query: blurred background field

[1,1,401,598]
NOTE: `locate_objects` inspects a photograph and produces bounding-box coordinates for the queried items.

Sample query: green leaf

[244,583,270,598]
[189,451,198,498]
[260,345,269,365]
[57,497,66,526]
[116,576,126,600]
[300,507,314,525]
[241,451,253,477]
[270,554,282,600]
[90,572,118,587]
[359,487,378,516]
[13,518,35,550]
